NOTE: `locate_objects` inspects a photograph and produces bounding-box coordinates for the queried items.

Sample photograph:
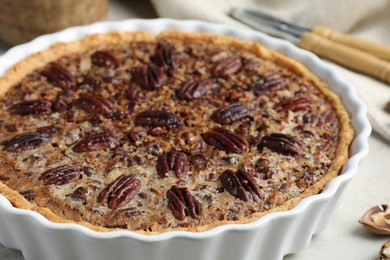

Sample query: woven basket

[0,0,108,45]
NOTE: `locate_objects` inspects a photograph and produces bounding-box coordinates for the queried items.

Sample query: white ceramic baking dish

[0,19,371,260]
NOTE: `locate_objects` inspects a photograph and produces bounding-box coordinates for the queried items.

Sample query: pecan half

[277,96,311,112]
[220,169,261,202]
[253,74,286,96]
[38,165,81,186]
[37,125,62,135]
[202,127,248,154]
[316,110,337,128]
[72,133,120,153]
[9,99,52,116]
[156,149,189,178]
[2,132,52,152]
[0,175,10,181]
[41,62,75,89]
[166,185,201,220]
[71,187,88,202]
[258,133,300,156]
[19,190,36,201]
[154,41,178,69]
[78,75,101,90]
[72,93,115,117]
[176,79,212,100]
[135,110,183,128]
[91,51,120,68]
[82,166,95,177]
[97,174,141,209]
[211,103,251,124]
[132,66,167,90]
[191,154,208,170]
[212,57,242,77]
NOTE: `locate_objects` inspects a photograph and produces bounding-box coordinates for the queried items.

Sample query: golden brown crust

[0,30,354,234]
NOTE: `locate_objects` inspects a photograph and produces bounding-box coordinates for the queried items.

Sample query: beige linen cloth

[151,0,390,141]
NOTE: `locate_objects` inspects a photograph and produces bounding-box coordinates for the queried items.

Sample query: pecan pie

[0,30,354,233]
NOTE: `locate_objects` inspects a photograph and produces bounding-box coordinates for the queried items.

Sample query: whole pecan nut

[212,57,242,77]
[135,110,183,128]
[91,51,120,69]
[166,185,201,220]
[38,165,81,186]
[72,93,115,117]
[72,132,120,153]
[9,99,53,116]
[202,127,248,154]
[277,96,311,112]
[2,132,52,152]
[132,66,167,90]
[97,174,141,209]
[220,169,261,202]
[176,79,212,100]
[211,103,251,124]
[258,133,301,156]
[156,149,189,178]
[41,62,75,89]
[253,74,286,96]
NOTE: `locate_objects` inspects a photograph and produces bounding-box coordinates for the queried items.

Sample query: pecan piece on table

[2,132,52,152]
[277,96,311,112]
[202,127,248,154]
[156,149,189,178]
[72,93,115,117]
[220,169,261,202]
[359,204,390,235]
[166,185,201,220]
[211,103,251,124]
[9,99,53,116]
[379,240,390,260]
[91,50,120,69]
[38,165,81,186]
[257,133,300,156]
[72,132,120,153]
[253,74,286,96]
[176,79,212,100]
[212,57,242,77]
[41,62,75,89]
[132,66,167,90]
[97,174,141,209]
[134,110,183,128]
[154,41,178,69]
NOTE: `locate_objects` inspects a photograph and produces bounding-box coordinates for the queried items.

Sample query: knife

[230,7,390,84]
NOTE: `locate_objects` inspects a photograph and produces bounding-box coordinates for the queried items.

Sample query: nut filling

[0,31,353,233]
